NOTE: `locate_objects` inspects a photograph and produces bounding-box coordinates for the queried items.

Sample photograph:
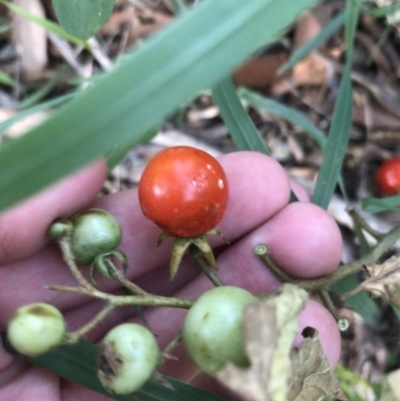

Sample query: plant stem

[163,332,183,355]
[317,289,340,322]
[254,245,295,283]
[349,209,384,240]
[47,284,195,309]
[103,257,148,296]
[58,237,95,290]
[190,246,224,287]
[66,303,115,343]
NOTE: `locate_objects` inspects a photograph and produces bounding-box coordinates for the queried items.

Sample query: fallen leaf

[288,327,344,401]
[217,284,342,401]
[344,255,400,309]
[217,284,305,401]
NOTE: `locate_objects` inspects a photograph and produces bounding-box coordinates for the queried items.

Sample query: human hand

[0,152,342,401]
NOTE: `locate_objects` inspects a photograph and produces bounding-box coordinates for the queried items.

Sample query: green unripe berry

[182,286,257,377]
[47,218,73,239]
[98,323,160,395]
[70,208,122,265]
[7,303,65,357]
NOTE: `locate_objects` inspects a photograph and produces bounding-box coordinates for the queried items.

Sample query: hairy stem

[66,303,115,343]
[47,284,195,309]
[58,237,95,290]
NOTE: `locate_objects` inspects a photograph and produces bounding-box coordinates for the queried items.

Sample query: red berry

[138,146,229,237]
[377,158,400,195]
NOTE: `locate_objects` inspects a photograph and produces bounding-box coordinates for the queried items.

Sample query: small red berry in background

[138,146,229,238]
[377,158,400,195]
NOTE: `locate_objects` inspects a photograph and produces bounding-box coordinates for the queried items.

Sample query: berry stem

[254,245,295,283]
[190,246,224,287]
[349,209,384,240]
[103,257,148,296]
[163,331,182,355]
[58,236,95,290]
[66,302,115,343]
[47,284,195,309]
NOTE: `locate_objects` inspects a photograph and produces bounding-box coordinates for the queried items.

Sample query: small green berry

[70,208,122,265]
[7,303,65,357]
[97,323,160,394]
[48,218,73,239]
[183,286,257,376]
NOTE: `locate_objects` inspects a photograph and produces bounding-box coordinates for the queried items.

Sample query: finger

[0,152,292,318]
[245,202,342,278]
[0,160,107,266]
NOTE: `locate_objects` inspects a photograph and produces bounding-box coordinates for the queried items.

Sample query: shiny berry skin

[182,286,257,377]
[377,158,400,195]
[70,208,122,265]
[7,303,65,357]
[138,146,229,237]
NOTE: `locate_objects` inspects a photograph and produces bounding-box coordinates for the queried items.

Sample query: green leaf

[52,0,115,40]
[106,126,159,170]
[312,0,361,209]
[362,2,400,18]
[362,195,400,214]
[0,69,15,87]
[240,88,326,149]
[279,11,345,74]
[0,93,74,138]
[0,0,320,212]
[212,78,270,155]
[2,335,229,401]
[0,0,88,48]
[212,80,302,202]
[333,275,379,326]
[17,67,68,110]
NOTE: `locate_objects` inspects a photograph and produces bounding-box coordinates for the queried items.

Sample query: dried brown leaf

[347,256,400,308]
[217,284,307,401]
[217,284,342,401]
[288,327,344,401]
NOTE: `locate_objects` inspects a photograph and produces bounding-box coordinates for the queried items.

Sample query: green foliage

[212,78,270,155]
[2,335,230,401]
[0,0,319,213]
[0,0,88,47]
[312,0,361,209]
[52,0,115,40]
[362,195,400,214]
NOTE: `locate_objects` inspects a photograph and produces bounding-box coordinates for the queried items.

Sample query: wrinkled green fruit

[97,323,160,394]
[70,208,122,265]
[183,286,257,376]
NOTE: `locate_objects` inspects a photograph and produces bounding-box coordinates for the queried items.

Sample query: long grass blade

[279,11,345,74]
[212,78,270,154]
[2,335,229,401]
[240,88,326,148]
[311,0,361,209]
[0,0,320,212]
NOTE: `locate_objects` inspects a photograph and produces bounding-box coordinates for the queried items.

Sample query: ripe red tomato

[377,158,400,195]
[138,146,229,237]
